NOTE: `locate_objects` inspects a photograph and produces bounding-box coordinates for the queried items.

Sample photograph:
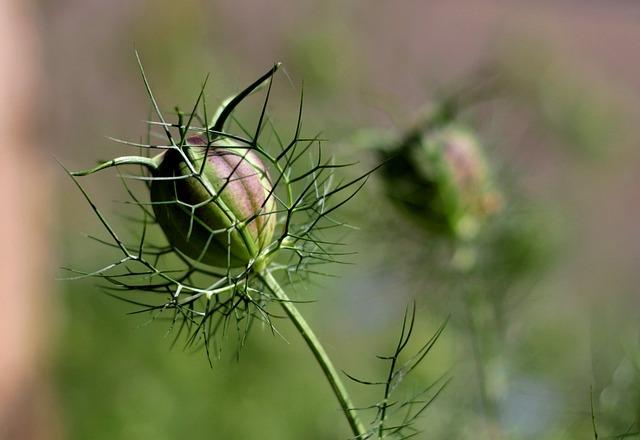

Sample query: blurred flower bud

[381,125,501,241]
[150,135,276,268]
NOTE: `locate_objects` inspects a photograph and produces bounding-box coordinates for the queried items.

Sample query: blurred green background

[35,1,640,439]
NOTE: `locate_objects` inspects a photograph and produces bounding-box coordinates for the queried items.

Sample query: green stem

[70,155,162,176]
[260,271,367,438]
[464,289,499,438]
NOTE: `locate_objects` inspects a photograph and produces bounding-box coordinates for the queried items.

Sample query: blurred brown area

[0,1,57,439]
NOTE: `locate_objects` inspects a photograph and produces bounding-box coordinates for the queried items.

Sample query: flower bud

[150,135,276,268]
[382,125,501,240]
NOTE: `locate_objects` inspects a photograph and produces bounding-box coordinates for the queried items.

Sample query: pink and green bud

[150,135,276,268]
[423,126,501,236]
[383,125,501,240]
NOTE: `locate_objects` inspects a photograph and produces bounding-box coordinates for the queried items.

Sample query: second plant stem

[260,271,367,438]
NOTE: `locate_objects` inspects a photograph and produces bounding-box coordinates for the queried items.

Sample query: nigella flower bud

[382,125,501,240]
[150,135,276,268]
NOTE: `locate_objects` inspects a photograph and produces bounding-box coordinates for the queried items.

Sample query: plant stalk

[260,271,367,438]
[69,155,161,176]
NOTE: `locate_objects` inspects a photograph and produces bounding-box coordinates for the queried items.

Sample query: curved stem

[70,155,162,176]
[210,63,281,132]
[260,271,367,438]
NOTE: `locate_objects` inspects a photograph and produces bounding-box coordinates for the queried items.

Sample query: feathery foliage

[63,55,374,366]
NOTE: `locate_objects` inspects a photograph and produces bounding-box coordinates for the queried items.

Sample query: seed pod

[150,135,276,268]
[382,125,501,240]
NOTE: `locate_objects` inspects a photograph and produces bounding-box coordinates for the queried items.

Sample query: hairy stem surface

[260,271,367,438]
